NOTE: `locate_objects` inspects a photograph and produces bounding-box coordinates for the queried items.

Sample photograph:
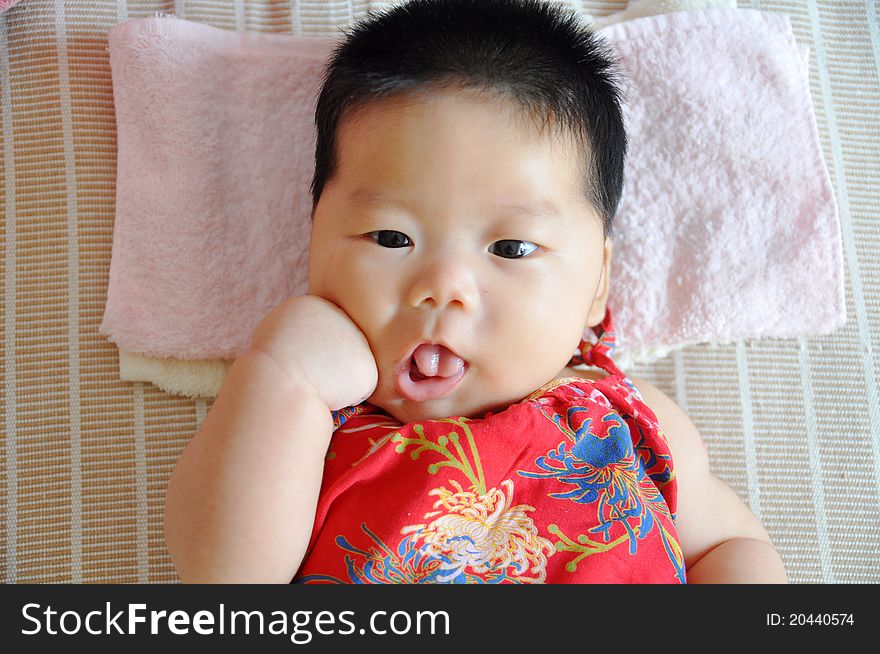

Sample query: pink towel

[101,16,336,360]
[0,0,24,14]
[98,8,844,366]
[602,10,843,358]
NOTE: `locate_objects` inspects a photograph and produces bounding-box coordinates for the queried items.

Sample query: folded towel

[603,9,843,361]
[586,0,738,28]
[99,5,844,398]
[100,17,332,364]
[0,0,24,15]
[117,349,232,399]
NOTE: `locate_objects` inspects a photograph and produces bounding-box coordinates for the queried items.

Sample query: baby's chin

[367,392,504,425]
[371,398,470,425]
[365,364,541,424]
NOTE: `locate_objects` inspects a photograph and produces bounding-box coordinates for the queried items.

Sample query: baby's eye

[367,230,411,248]
[490,239,539,259]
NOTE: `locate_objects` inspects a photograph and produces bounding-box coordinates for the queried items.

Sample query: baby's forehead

[342,84,575,144]
[330,90,592,217]
[350,185,563,222]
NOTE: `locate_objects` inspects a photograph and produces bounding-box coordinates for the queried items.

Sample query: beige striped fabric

[1,0,877,583]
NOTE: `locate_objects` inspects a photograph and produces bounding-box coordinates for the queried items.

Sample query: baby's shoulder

[558,367,658,405]
[618,376,711,477]
[552,371,709,472]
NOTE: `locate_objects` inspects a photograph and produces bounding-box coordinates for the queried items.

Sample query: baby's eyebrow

[493,200,565,224]
[348,188,401,207]
[348,187,567,224]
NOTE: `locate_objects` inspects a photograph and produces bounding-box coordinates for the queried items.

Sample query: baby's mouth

[409,358,429,382]
[409,343,466,380]
[395,343,468,402]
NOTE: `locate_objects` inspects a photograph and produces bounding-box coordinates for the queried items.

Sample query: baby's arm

[164,296,378,583]
[630,378,788,583]
[164,350,331,583]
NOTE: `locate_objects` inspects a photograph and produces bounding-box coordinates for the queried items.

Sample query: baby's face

[308,87,611,424]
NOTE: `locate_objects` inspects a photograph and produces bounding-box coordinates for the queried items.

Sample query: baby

[164,0,787,583]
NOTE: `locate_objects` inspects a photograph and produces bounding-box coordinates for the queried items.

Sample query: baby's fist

[248,294,378,411]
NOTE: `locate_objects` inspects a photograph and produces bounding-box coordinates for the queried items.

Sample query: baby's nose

[407,257,480,311]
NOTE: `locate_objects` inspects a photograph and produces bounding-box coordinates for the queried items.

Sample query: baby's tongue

[412,344,465,378]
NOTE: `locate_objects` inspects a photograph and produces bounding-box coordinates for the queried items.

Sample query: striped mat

[1,1,878,583]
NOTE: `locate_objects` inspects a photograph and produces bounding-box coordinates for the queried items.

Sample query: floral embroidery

[401,479,554,583]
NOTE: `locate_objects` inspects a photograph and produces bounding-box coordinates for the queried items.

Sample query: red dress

[293,306,686,583]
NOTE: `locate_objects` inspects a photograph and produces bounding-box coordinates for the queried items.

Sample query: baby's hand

[248,294,378,411]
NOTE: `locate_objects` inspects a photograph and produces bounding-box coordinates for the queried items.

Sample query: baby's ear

[586,237,612,327]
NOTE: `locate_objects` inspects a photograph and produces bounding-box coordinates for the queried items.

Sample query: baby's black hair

[310,0,628,239]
